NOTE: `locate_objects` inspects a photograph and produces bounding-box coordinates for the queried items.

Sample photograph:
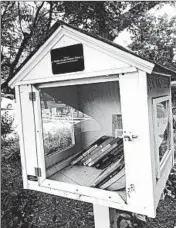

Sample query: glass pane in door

[155,99,171,162]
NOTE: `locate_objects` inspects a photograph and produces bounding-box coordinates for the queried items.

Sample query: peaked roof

[8,20,176,86]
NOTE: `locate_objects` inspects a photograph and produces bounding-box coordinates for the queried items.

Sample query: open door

[32,86,46,185]
[18,85,44,186]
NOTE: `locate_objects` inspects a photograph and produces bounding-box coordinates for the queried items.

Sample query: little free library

[9,21,176,226]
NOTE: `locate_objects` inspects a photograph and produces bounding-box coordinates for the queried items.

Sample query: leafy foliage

[1,111,14,139]
[1,1,162,92]
[1,2,55,92]
[57,2,161,40]
[43,127,73,156]
[129,13,176,71]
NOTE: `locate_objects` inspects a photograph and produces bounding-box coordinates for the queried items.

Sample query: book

[71,135,109,165]
[92,156,124,187]
[87,143,118,167]
[87,138,123,167]
[98,167,125,189]
[96,165,123,188]
[82,137,114,165]
[95,144,123,169]
[71,144,98,165]
[84,137,122,166]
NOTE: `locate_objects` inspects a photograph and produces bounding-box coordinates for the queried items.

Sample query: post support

[93,204,118,228]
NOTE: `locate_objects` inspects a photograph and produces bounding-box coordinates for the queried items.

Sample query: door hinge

[29,92,36,101]
[35,167,41,177]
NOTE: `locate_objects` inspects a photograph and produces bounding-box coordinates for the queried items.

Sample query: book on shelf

[92,156,124,187]
[71,135,109,165]
[95,143,124,169]
[87,137,123,167]
[82,137,114,165]
[98,166,125,189]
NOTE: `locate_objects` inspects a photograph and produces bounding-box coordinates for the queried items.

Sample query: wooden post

[93,204,118,228]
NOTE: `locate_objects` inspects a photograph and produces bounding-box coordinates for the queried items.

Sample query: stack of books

[71,135,125,190]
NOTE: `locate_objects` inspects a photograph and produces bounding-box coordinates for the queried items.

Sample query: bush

[43,125,73,156]
[1,111,14,139]
[1,136,20,162]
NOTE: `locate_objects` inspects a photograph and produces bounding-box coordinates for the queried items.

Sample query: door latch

[35,167,41,177]
[123,131,138,141]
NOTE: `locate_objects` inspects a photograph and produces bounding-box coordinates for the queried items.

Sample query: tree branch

[30,2,44,36]
[17,2,24,35]
[1,2,11,20]
[1,2,16,29]
[46,2,53,35]
[7,1,45,82]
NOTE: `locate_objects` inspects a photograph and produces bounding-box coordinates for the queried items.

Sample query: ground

[1,110,176,228]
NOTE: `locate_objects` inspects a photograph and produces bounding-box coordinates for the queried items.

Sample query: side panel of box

[19,85,38,177]
[147,73,174,208]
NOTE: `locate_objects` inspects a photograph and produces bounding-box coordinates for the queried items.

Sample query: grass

[146,197,176,228]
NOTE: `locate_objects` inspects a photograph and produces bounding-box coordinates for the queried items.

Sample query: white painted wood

[23,35,129,82]
[37,75,118,88]
[19,85,38,176]
[152,96,171,178]
[41,178,125,204]
[147,73,174,210]
[93,204,110,228]
[155,151,173,208]
[16,67,137,87]
[152,95,170,104]
[28,179,127,210]
[119,71,155,216]
[8,24,154,88]
[147,74,171,195]
[9,28,63,88]
[9,27,64,88]
[15,86,28,189]
[51,165,103,187]
[63,26,154,73]
[27,180,155,217]
[32,86,46,184]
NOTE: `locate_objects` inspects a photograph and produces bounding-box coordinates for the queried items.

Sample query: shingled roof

[9,20,176,84]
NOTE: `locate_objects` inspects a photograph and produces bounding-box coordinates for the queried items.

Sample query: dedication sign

[51,43,84,74]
